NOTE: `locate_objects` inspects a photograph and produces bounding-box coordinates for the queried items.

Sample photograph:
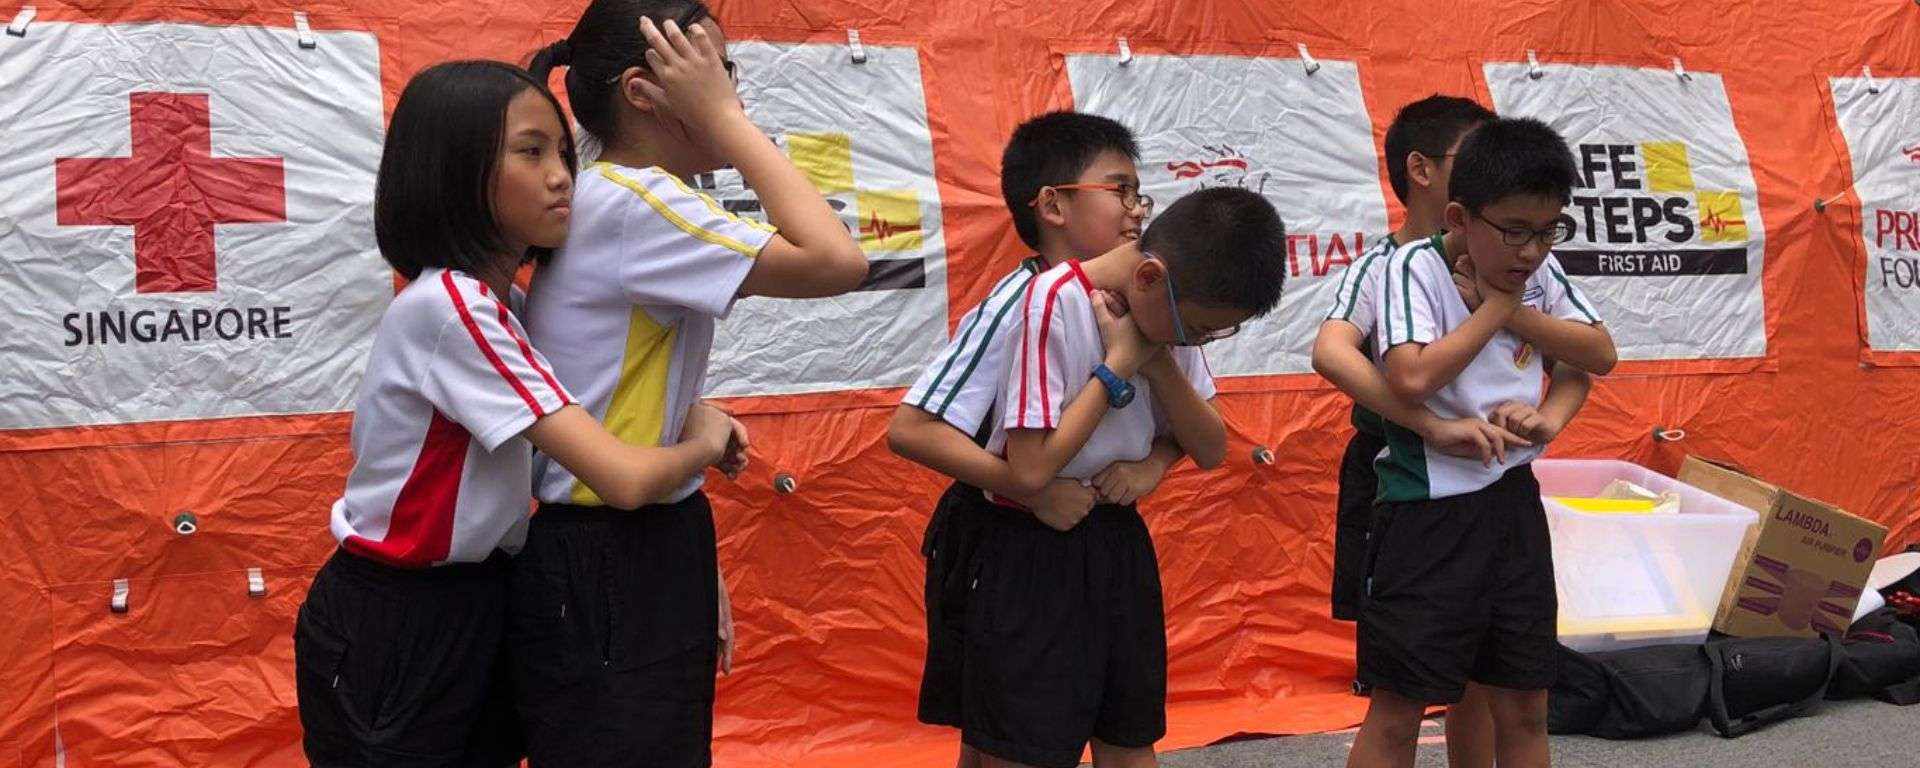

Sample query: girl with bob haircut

[294,59,734,767]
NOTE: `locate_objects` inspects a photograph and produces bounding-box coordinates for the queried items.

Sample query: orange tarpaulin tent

[1,1,1917,765]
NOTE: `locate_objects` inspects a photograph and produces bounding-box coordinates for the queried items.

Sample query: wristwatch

[1091,363,1135,409]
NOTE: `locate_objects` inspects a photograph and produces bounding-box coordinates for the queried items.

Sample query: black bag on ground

[1547,642,1710,739]
[1704,635,1841,738]
[1831,607,1920,705]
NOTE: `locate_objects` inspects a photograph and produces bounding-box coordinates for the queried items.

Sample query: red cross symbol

[55,93,286,293]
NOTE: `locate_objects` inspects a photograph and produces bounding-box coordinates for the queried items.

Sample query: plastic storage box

[1535,459,1760,653]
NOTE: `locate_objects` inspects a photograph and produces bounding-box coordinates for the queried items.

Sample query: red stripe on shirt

[1066,259,1092,291]
[1034,269,1079,429]
[1016,276,1040,428]
[344,409,468,567]
[480,285,568,407]
[443,271,545,418]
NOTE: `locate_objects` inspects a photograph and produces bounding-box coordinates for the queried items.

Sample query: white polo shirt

[1322,234,1399,438]
[1371,234,1602,502]
[990,260,1216,481]
[902,256,1045,440]
[525,162,777,507]
[331,268,573,567]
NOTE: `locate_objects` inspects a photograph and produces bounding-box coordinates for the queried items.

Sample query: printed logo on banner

[1831,75,1920,352]
[1069,52,1389,376]
[0,22,390,429]
[1486,62,1767,361]
[698,41,948,397]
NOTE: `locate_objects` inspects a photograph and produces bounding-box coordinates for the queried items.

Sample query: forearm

[1005,383,1111,494]
[1536,361,1593,439]
[886,407,1028,500]
[1509,308,1617,374]
[1312,328,1439,434]
[1141,364,1225,469]
[707,112,848,252]
[1384,301,1515,400]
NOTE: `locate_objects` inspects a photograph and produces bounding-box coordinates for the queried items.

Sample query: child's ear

[1443,201,1469,231]
[621,68,660,113]
[1407,151,1433,190]
[1134,257,1165,291]
[1033,188,1068,228]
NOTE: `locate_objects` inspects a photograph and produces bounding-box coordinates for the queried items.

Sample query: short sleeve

[603,166,777,318]
[1325,239,1393,331]
[905,272,1032,434]
[423,276,574,451]
[1537,254,1603,325]
[1174,346,1216,401]
[1003,278,1074,431]
[1376,248,1448,355]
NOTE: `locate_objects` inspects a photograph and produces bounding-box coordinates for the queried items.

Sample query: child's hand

[1489,400,1553,443]
[1472,262,1522,313]
[716,416,750,479]
[1452,254,1484,310]
[1091,459,1166,506]
[1024,478,1096,532]
[1422,416,1532,467]
[634,18,744,130]
[683,402,734,462]
[716,565,734,675]
[1093,289,1155,378]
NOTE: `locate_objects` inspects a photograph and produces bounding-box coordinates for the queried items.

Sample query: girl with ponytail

[512,3,866,766]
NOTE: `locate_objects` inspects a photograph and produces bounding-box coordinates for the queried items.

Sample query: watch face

[1112,384,1135,408]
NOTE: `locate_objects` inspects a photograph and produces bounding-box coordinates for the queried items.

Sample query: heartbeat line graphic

[860,211,918,241]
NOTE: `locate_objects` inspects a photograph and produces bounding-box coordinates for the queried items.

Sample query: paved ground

[1154,697,1910,768]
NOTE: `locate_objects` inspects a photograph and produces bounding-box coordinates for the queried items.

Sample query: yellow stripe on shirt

[660,170,780,235]
[595,163,767,257]
[570,306,678,506]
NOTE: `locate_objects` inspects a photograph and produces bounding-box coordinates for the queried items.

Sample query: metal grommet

[773,473,798,494]
[172,511,198,536]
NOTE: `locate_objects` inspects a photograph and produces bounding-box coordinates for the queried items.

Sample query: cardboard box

[1678,456,1887,638]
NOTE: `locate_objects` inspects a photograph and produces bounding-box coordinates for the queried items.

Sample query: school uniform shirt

[1370,234,1602,502]
[902,256,1046,441]
[330,268,573,567]
[525,161,777,507]
[1322,234,1399,439]
[988,260,1216,480]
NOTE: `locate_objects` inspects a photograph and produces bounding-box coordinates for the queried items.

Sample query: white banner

[0,22,389,430]
[1486,62,1767,360]
[1830,75,1920,353]
[1068,51,1391,376]
[702,41,948,396]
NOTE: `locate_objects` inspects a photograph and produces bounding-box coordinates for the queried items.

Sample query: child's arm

[1003,292,1157,497]
[1486,361,1591,444]
[1381,270,1520,402]
[525,403,731,509]
[1137,351,1225,469]
[1314,320,1529,464]
[886,405,1095,529]
[636,18,866,298]
[1506,309,1616,374]
[1091,437,1181,506]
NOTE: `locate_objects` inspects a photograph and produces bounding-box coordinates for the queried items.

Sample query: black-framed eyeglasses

[1473,212,1576,248]
[1145,252,1240,347]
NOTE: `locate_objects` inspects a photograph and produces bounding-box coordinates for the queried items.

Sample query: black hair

[1138,187,1287,316]
[1382,94,1496,202]
[1000,111,1140,250]
[1447,117,1579,213]
[375,60,577,282]
[527,0,712,144]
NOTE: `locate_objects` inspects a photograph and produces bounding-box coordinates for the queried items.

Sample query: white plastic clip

[1526,50,1544,80]
[1652,426,1688,443]
[293,12,316,49]
[1672,56,1690,82]
[110,578,130,614]
[773,472,798,494]
[846,28,865,65]
[247,567,267,597]
[1864,65,1882,95]
[1116,37,1132,66]
[6,6,36,37]
[1296,43,1320,75]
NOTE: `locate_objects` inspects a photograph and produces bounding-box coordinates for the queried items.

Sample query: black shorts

[295,547,521,768]
[1357,464,1559,704]
[1332,429,1388,621]
[958,494,1167,768]
[507,493,720,768]
[919,481,995,727]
